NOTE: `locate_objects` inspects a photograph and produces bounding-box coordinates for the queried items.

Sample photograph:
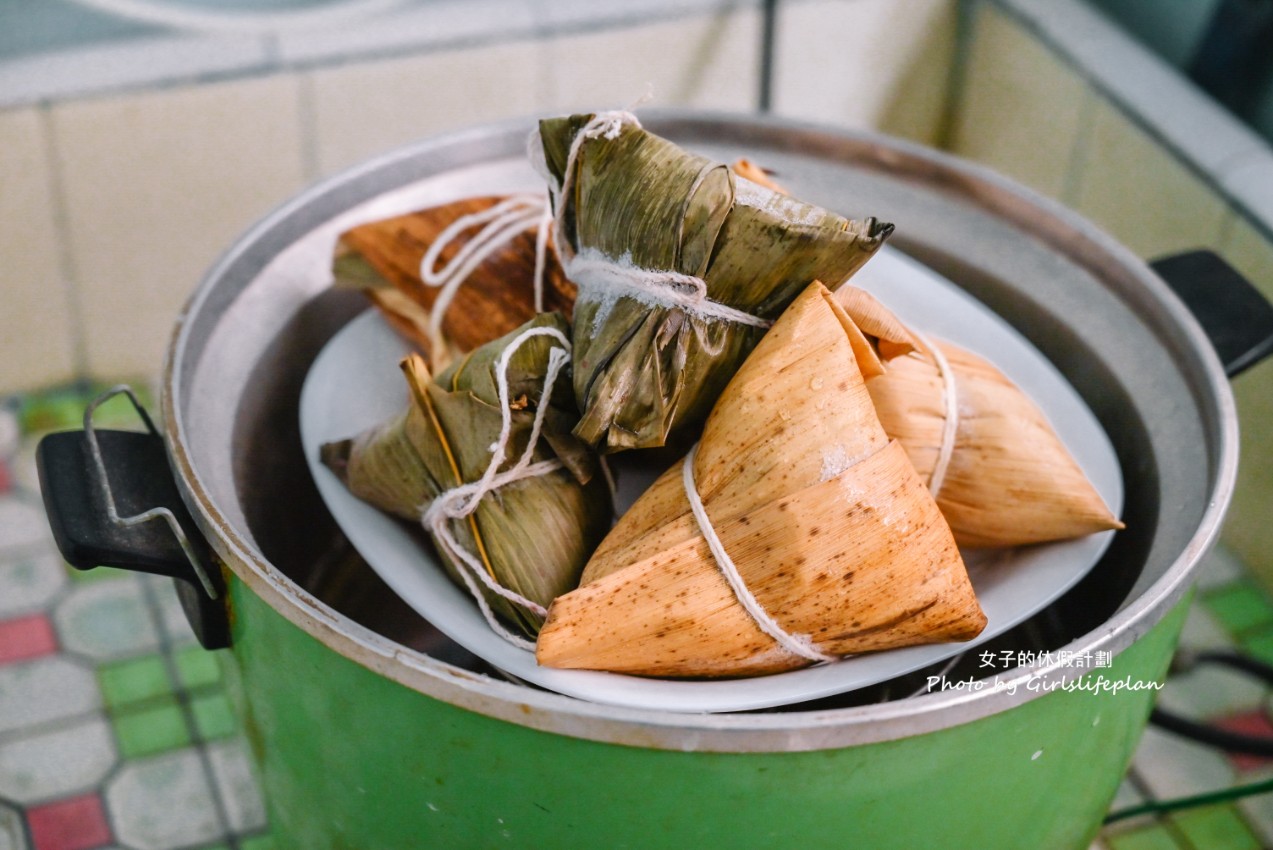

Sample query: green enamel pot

[39,112,1264,849]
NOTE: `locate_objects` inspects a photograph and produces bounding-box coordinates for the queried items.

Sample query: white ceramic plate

[300,246,1123,713]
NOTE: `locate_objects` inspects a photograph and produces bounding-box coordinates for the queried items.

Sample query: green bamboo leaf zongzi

[534,111,894,452]
[320,312,612,641]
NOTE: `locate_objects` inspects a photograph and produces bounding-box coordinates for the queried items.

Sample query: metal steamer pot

[36,113,1273,849]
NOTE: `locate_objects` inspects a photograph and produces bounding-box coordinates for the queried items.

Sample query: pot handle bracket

[36,386,231,650]
[1149,249,1273,377]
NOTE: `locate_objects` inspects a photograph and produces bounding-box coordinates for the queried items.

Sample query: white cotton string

[531,202,553,314]
[916,332,958,499]
[421,325,573,650]
[680,443,836,664]
[419,193,552,356]
[538,110,772,333]
[565,250,773,330]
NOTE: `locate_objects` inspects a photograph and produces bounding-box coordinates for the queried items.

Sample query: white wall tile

[277,0,536,66]
[543,8,760,114]
[50,76,308,381]
[0,108,78,394]
[307,40,544,177]
[1228,355,1273,587]
[1070,97,1228,260]
[1221,213,1273,302]
[0,35,270,110]
[950,3,1092,200]
[773,0,957,146]
[1219,213,1273,580]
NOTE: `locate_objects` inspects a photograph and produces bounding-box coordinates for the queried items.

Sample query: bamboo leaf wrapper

[321,313,611,636]
[537,113,895,452]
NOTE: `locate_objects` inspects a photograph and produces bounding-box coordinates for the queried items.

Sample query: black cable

[1184,648,1273,684]
[1150,648,1273,756]
[1102,647,1273,823]
[1105,775,1273,825]
[1150,706,1273,757]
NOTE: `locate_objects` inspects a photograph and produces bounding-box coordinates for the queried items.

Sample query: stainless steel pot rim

[162,110,1239,752]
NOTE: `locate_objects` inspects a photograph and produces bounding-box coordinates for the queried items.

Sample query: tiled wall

[0,0,956,396]
[950,0,1273,580]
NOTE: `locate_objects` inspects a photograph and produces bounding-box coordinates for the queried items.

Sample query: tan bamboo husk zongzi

[835,285,1124,548]
[321,313,611,637]
[535,282,986,677]
[535,113,894,453]
[333,196,575,364]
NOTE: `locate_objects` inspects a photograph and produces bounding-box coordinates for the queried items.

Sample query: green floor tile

[241,833,275,850]
[1241,628,1273,667]
[19,390,93,434]
[1107,824,1186,850]
[98,655,173,708]
[1203,583,1273,636]
[1171,804,1261,850]
[190,692,237,740]
[113,697,191,757]
[66,563,136,583]
[19,382,155,436]
[175,645,222,690]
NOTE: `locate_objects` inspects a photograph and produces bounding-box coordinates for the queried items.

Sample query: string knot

[541,110,771,334]
[421,325,572,650]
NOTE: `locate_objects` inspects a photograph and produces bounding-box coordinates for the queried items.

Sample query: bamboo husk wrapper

[835,286,1124,548]
[536,114,894,453]
[320,313,611,637]
[332,196,575,364]
[536,282,985,677]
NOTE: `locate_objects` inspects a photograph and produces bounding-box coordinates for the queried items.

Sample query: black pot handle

[35,386,231,650]
[1149,249,1273,377]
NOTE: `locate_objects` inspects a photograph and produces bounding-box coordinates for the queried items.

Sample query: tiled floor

[0,385,271,850]
[3,381,1273,850]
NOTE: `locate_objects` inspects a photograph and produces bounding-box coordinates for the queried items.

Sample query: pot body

[220,577,1189,850]
[156,112,1240,850]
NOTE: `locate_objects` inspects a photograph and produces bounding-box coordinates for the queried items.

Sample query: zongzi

[321,312,611,642]
[535,282,986,677]
[835,285,1124,548]
[333,195,575,367]
[533,111,894,453]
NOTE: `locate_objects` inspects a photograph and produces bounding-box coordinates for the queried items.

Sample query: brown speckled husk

[835,286,1124,548]
[535,282,986,677]
[332,196,574,367]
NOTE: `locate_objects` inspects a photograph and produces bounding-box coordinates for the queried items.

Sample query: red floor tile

[0,613,58,664]
[1216,710,1273,773]
[0,460,11,494]
[26,793,113,850]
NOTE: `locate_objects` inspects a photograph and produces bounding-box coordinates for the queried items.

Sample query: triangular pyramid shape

[536,282,986,677]
[836,285,1124,548]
